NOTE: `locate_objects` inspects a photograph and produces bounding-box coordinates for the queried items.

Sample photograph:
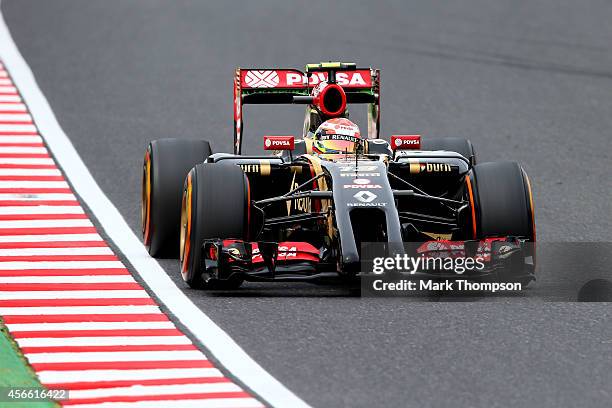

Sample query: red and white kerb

[0,61,263,408]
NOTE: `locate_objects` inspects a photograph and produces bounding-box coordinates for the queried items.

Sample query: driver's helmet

[312,118,362,154]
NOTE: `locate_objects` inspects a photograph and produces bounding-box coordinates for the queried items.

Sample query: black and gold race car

[141,62,535,289]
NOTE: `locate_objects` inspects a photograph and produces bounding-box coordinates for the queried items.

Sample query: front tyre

[180,164,250,289]
[142,139,211,257]
[470,161,535,240]
[468,161,536,284]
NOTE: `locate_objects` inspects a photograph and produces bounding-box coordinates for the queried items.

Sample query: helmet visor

[314,134,359,154]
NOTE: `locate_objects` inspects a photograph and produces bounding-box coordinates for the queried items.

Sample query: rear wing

[233,62,380,154]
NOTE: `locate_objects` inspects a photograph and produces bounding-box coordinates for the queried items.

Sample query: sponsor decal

[348,190,387,207]
[239,161,271,175]
[340,172,381,177]
[240,164,261,173]
[410,162,453,174]
[344,184,382,189]
[319,134,359,142]
[353,178,370,185]
[263,135,295,150]
[287,172,311,215]
[353,190,377,203]
[391,135,421,150]
[244,70,280,88]
[241,69,372,89]
[338,164,378,172]
[348,202,387,207]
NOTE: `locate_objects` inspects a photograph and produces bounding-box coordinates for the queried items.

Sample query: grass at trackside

[0,319,58,408]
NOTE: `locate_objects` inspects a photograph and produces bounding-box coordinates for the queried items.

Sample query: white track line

[25,350,206,364]
[0,290,150,300]
[0,275,132,283]
[0,233,102,242]
[7,321,175,331]
[38,368,223,384]
[0,6,309,408]
[16,336,192,347]
[0,305,161,315]
[68,383,241,399]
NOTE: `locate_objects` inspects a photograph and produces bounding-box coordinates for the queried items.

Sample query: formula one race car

[141,62,536,289]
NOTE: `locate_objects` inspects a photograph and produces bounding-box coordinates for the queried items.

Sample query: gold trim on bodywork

[423,232,453,241]
[303,154,334,238]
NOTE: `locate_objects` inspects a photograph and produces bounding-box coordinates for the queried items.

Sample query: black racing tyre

[180,163,249,289]
[469,161,535,240]
[142,139,212,257]
[421,137,477,165]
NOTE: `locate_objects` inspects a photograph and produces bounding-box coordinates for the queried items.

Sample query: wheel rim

[180,172,193,278]
[141,148,152,245]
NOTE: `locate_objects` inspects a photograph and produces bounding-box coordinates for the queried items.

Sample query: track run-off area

[0,59,267,408]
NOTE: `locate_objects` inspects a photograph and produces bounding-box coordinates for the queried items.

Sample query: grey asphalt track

[3,1,612,407]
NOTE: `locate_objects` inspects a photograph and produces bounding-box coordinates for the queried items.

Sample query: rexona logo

[263,135,295,150]
[241,69,372,89]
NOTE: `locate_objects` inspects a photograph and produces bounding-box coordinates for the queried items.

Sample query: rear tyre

[469,161,536,284]
[142,139,212,257]
[421,137,476,165]
[180,163,249,289]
